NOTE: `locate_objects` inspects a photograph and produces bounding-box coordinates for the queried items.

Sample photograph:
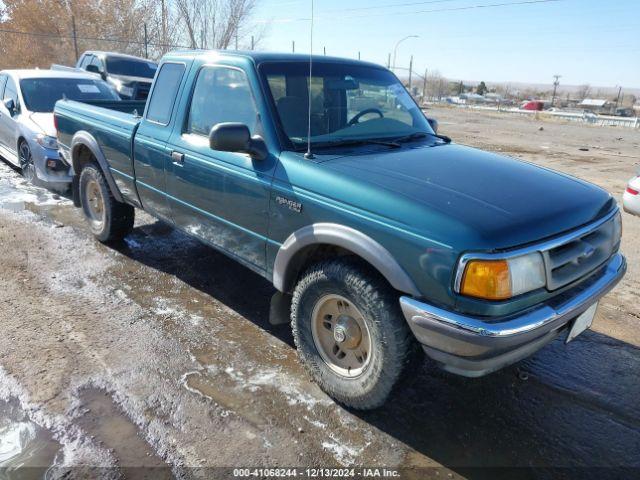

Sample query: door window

[187,66,258,136]
[3,77,20,112]
[145,63,186,125]
[78,55,92,69]
[0,75,7,99]
[90,56,103,71]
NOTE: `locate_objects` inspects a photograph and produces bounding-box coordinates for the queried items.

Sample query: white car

[623,175,640,216]
[0,69,119,187]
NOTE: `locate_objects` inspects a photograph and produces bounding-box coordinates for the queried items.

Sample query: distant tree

[476,81,488,96]
[577,84,591,100]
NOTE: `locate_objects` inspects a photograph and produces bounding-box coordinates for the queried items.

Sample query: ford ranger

[54,51,626,409]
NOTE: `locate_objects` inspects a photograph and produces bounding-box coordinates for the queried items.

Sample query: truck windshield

[260,61,433,149]
[106,57,157,78]
[20,78,120,113]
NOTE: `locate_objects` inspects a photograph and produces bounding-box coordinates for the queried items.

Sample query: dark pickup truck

[54,50,626,409]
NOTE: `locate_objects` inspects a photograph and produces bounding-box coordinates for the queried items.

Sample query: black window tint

[4,77,19,108]
[188,67,258,136]
[146,63,185,125]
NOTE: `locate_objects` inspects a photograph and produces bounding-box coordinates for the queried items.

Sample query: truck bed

[55,99,146,205]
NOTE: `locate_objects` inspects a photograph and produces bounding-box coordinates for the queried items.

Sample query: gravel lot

[0,107,638,479]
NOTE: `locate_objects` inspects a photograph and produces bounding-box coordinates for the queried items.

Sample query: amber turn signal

[460,260,512,300]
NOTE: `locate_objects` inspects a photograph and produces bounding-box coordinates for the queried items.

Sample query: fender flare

[273,223,421,297]
[70,131,124,203]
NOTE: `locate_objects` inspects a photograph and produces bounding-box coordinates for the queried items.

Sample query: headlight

[35,134,58,150]
[612,210,622,250]
[458,252,546,300]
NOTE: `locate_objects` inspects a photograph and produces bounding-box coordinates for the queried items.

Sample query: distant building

[579,98,614,114]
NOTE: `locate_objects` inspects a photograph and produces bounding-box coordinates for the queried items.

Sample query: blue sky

[253,0,640,88]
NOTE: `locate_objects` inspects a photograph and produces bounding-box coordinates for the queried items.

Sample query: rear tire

[291,258,415,410]
[79,163,134,243]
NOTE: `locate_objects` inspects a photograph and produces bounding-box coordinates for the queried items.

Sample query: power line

[0,27,189,49]
[258,0,564,23]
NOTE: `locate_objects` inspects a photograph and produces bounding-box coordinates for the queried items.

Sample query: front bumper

[400,253,626,377]
[33,145,72,184]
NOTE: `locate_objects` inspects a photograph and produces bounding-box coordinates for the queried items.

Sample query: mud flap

[269,292,292,326]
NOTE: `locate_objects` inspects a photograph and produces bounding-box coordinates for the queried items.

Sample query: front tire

[79,163,134,243]
[291,258,415,410]
[18,141,35,183]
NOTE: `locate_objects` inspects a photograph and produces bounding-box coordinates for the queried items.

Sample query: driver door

[165,65,277,272]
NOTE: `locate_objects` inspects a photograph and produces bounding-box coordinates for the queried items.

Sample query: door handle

[171,151,185,166]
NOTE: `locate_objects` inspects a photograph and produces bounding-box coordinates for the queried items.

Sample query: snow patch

[321,435,368,467]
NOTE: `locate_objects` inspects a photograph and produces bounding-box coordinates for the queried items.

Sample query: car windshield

[106,57,157,78]
[261,61,433,149]
[20,78,120,113]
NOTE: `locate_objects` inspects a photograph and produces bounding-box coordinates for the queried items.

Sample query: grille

[542,214,620,291]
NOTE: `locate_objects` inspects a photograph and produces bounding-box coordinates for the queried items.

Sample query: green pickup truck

[54,50,626,409]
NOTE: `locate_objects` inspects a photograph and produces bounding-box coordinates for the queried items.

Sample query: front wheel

[18,141,35,183]
[79,163,134,243]
[291,258,416,410]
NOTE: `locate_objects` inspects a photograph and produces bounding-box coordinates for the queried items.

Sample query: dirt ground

[0,107,638,479]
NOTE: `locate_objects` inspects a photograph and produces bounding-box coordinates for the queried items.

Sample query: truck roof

[165,49,385,69]
[0,69,104,80]
[82,51,156,63]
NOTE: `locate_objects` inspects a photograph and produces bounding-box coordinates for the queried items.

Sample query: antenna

[304,0,315,160]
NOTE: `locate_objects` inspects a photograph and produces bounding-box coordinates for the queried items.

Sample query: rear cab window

[145,63,186,125]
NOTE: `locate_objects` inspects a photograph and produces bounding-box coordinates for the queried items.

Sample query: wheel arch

[70,131,124,203]
[273,223,421,298]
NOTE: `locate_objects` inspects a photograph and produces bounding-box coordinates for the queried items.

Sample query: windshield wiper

[395,132,452,144]
[308,138,402,149]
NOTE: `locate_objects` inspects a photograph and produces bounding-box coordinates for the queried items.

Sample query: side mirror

[427,117,439,134]
[209,123,268,161]
[3,98,15,115]
[86,64,105,79]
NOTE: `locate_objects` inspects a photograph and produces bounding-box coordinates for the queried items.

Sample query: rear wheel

[79,163,134,243]
[291,258,415,410]
[18,141,35,183]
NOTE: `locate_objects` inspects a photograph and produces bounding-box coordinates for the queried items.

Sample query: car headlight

[457,252,546,300]
[35,134,58,150]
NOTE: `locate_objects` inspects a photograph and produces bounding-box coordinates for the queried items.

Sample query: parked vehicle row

[53,51,157,101]
[46,49,626,409]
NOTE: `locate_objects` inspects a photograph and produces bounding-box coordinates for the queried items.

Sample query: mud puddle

[0,399,60,480]
[75,389,172,479]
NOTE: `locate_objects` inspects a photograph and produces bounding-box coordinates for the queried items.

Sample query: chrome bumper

[400,253,626,377]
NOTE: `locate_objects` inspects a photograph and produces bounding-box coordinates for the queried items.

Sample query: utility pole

[615,86,622,110]
[323,46,326,56]
[251,36,255,50]
[235,31,238,50]
[292,41,295,53]
[387,53,391,69]
[422,68,428,99]
[408,55,413,92]
[144,23,149,58]
[551,74,561,107]
[358,51,361,60]
[71,15,79,61]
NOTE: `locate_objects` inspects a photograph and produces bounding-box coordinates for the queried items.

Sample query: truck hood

[27,112,56,137]
[321,143,614,250]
